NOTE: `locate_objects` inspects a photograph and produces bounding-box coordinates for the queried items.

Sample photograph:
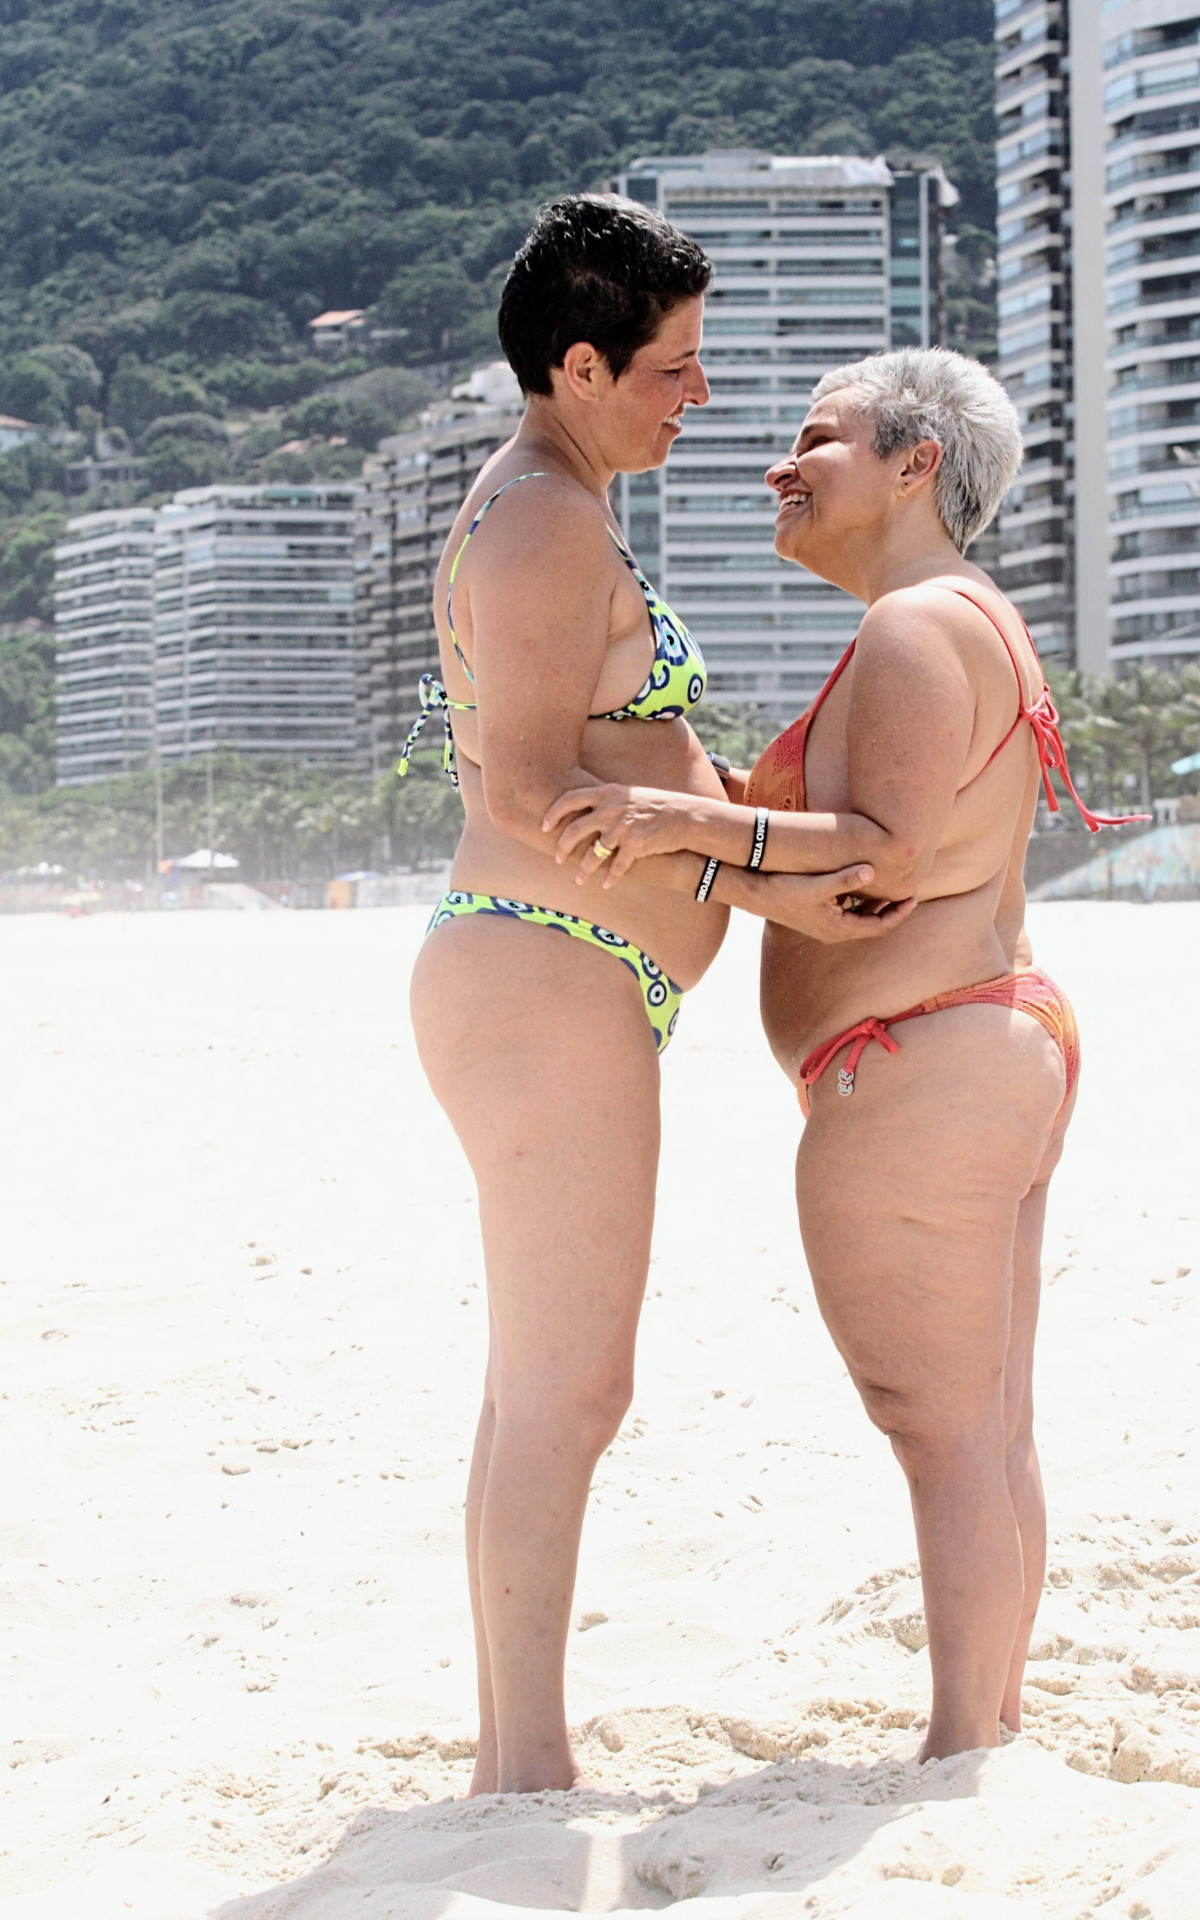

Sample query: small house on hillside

[308,310,365,353]
[0,414,40,451]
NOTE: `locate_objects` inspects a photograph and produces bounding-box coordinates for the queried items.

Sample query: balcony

[1107,226,1200,272]
[1109,192,1200,231]
[1108,146,1200,197]
[998,174,1064,217]
[998,243,1063,285]
[995,0,1060,30]
[997,97,1061,142]
[997,18,1062,82]
[1108,103,1200,151]
[1112,567,1200,601]
[997,129,1066,179]
[1108,267,1200,312]
[1109,442,1200,479]
[1108,399,1200,437]
[998,321,1062,362]
[1109,355,1200,391]
[1106,61,1200,119]
[1107,21,1200,68]
[996,60,1061,109]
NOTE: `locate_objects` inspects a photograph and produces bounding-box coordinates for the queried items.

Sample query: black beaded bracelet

[747,806,769,870]
[695,856,721,903]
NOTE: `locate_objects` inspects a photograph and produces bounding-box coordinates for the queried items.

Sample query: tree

[1099,666,1184,813]
[108,358,213,436]
[0,623,55,794]
[0,508,67,625]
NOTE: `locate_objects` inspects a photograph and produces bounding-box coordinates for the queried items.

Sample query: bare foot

[918,1726,1001,1763]
[469,1749,597,1795]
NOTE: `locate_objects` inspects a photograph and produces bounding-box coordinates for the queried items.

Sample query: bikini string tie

[398,675,459,789]
[1023,688,1150,833]
[801,1016,901,1099]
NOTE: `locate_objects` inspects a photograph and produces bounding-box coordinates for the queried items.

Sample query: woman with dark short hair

[548,347,1143,1761]
[405,196,897,1794]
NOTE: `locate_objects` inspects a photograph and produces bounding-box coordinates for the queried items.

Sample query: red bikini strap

[934,584,1149,835]
[809,637,857,721]
[937,585,1031,762]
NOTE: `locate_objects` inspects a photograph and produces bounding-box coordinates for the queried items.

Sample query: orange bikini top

[744,584,1145,833]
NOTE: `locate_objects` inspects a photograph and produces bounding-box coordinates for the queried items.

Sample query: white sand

[1,900,1198,1919]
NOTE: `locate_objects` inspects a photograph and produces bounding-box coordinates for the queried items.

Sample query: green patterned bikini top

[399,471,707,787]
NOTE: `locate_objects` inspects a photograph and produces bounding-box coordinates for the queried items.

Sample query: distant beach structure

[1030,822,1200,901]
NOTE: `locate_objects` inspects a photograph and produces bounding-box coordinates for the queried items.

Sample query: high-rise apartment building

[152,484,359,765]
[355,364,523,769]
[617,152,955,712]
[994,0,1072,659]
[995,0,1200,675]
[54,507,157,785]
[1104,2,1200,667]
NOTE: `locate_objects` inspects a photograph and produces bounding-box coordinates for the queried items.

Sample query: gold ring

[592,839,614,861]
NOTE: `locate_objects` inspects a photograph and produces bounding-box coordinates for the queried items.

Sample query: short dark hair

[497,194,711,397]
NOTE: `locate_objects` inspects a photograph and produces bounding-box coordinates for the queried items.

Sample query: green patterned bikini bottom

[425,890,684,1053]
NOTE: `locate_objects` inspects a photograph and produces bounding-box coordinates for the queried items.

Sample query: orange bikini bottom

[797,968,1080,1117]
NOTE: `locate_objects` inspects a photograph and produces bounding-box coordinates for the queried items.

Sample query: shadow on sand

[213,1745,990,1918]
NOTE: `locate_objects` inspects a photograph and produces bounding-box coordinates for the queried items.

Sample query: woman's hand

[743,869,917,941]
[543,783,707,886]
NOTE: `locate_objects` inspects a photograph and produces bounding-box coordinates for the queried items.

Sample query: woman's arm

[545,590,979,895]
[546,784,890,882]
[462,483,616,850]
[642,851,916,941]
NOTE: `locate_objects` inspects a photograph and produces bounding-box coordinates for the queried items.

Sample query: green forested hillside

[0,0,994,386]
[0,0,996,798]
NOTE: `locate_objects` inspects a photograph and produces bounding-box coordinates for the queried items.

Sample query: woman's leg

[411,913,661,1793]
[796,1005,1068,1760]
[1000,1081,1077,1732]
[464,1332,498,1792]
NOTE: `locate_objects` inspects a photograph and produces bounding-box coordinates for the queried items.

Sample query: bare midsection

[761,883,1019,1081]
[449,717,729,990]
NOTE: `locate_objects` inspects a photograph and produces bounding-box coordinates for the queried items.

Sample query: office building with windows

[616,151,956,712]
[355,363,523,770]
[995,0,1200,674]
[54,507,157,785]
[152,484,360,765]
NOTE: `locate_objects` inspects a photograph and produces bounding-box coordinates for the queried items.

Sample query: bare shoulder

[857,573,1026,681]
[459,464,613,576]
[854,579,977,688]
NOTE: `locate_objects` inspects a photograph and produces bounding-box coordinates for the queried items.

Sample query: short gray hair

[811,348,1022,552]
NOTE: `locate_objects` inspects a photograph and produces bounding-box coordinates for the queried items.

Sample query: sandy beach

[2,899,1198,1919]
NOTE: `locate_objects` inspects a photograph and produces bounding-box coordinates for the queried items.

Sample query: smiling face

[766,389,920,591]
[557,294,710,473]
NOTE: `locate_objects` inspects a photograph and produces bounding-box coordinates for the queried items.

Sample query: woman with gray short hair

[547,347,1142,1759]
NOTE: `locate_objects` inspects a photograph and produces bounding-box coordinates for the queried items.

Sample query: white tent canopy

[176,849,239,870]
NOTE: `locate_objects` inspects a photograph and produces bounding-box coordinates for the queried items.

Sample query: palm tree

[1099,666,1182,813]
[1053,669,1124,814]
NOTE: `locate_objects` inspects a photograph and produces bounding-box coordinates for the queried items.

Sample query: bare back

[760,567,1044,1078]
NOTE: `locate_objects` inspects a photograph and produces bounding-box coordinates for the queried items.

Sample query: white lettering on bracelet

[747,807,769,871]
[695,856,721,903]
